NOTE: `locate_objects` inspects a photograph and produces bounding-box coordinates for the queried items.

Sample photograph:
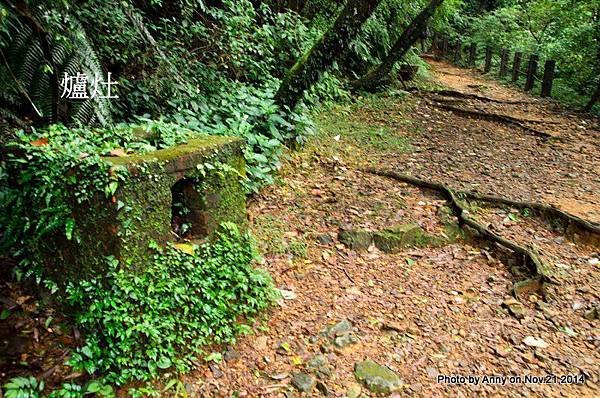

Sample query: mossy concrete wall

[39,136,247,288]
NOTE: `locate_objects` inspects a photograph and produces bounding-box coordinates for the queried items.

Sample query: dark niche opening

[170,178,208,241]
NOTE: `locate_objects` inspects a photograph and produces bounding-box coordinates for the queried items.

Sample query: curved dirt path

[396,60,600,223]
[184,60,600,397]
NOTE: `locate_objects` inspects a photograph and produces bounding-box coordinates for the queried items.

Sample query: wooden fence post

[512,52,522,82]
[442,37,449,58]
[484,47,492,73]
[454,41,462,64]
[499,48,509,78]
[430,32,438,53]
[541,59,555,97]
[524,54,538,91]
[469,43,476,66]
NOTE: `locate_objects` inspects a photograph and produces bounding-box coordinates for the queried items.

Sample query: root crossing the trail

[362,168,600,285]
[423,99,555,140]
[429,89,535,105]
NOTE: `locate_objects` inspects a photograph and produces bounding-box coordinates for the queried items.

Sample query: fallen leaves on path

[184,61,600,395]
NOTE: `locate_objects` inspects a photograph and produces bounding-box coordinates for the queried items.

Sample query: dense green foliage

[67,224,275,385]
[2,224,273,395]
[1,122,275,390]
[0,122,193,279]
[0,0,320,191]
[447,0,600,109]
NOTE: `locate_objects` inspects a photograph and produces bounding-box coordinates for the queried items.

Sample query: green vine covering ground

[67,224,276,385]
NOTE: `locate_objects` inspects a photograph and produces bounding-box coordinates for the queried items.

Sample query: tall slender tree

[352,0,445,91]
[274,0,383,110]
[585,4,600,111]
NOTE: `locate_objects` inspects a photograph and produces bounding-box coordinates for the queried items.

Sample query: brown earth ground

[184,60,600,397]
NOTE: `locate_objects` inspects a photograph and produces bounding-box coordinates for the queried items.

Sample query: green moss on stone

[354,360,403,394]
[41,136,248,292]
[105,136,239,166]
[338,229,373,251]
[373,224,431,253]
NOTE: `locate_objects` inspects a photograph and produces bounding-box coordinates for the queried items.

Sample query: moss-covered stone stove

[40,136,247,288]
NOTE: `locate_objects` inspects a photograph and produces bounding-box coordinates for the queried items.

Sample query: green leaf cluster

[3,377,113,398]
[65,223,276,385]
[0,121,194,271]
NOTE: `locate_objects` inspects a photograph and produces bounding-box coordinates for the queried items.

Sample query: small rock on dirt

[316,233,334,245]
[307,354,332,378]
[324,319,353,338]
[346,383,362,398]
[354,360,403,394]
[522,336,549,349]
[209,363,223,378]
[292,372,317,393]
[536,301,558,320]
[373,224,431,253]
[503,298,525,319]
[495,346,510,357]
[584,307,598,320]
[316,381,330,396]
[223,346,240,362]
[338,229,373,251]
[334,333,358,348]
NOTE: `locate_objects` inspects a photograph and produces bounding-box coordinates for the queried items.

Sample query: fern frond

[1,6,114,127]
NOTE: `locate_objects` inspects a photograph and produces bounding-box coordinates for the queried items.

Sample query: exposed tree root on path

[362,168,600,291]
[424,99,556,139]
[459,191,600,240]
[429,95,560,125]
[428,88,534,105]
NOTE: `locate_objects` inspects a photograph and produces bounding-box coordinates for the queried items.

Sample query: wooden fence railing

[429,35,556,98]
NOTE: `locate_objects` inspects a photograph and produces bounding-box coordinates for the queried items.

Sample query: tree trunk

[352,0,445,91]
[584,80,600,111]
[274,0,382,110]
[585,8,600,112]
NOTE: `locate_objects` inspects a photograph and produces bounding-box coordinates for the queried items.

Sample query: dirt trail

[402,60,600,223]
[1,61,598,397]
[184,62,600,397]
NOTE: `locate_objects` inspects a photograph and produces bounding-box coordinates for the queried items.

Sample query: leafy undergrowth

[1,225,276,397]
[0,122,278,396]
[68,224,276,386]
[1,122,194,281]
